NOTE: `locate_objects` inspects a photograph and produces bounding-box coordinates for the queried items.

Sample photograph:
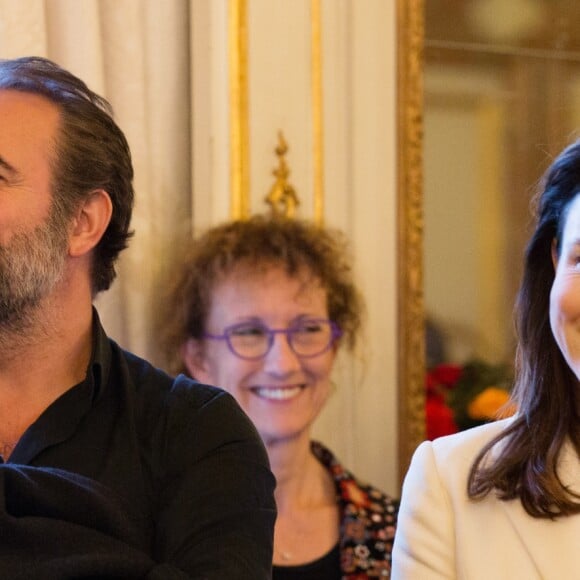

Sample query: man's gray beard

[0,204,69,333]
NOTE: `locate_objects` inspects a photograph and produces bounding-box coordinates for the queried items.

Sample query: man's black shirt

[0,311,276,578]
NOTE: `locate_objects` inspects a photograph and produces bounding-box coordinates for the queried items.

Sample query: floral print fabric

[311,441,399,578]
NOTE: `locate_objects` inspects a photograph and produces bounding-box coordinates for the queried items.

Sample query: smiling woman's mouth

[251,385,305,400]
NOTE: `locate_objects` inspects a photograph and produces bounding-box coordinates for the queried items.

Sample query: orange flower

[467,387,515,420]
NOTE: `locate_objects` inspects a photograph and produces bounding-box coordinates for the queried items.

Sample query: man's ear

[68,189,113,257]
[551,238,559,271]
[182,338,211,383]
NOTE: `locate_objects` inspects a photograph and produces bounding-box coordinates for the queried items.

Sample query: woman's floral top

[311,441,399,578]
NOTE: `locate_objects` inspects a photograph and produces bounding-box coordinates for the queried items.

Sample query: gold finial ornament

[265,132,300,218]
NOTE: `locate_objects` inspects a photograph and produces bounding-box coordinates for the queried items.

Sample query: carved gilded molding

[265,132,300,218]
[397,0,425,484]
[228,0,250,219]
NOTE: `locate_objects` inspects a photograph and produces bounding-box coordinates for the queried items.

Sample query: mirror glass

[424,0,580,369]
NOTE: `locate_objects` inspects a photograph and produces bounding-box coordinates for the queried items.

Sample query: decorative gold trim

[265,131,300,218]
[311,0,324,224]
[228,0,250,219]
[397,0,425,486]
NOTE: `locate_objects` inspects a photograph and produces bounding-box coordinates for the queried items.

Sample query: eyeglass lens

[227,320,335,359]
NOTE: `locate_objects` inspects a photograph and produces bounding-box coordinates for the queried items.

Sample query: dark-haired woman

[393,141,580,579]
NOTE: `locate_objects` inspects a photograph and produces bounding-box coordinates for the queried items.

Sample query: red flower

[426,359,513,436]
[426,395,458,440]
[429,364,463,388]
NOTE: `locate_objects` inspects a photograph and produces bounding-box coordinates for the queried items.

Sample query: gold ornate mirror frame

[397,0,425,483]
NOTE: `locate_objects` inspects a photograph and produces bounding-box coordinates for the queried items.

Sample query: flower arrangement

[426,359,516,440]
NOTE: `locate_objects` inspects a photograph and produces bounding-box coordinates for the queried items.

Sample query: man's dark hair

[0,56,134,293]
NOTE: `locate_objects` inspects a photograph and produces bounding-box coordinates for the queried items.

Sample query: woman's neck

[267,434,340,566]
[267,434,335,513]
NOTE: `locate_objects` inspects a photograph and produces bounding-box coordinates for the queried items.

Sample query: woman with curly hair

[161,215,398,579]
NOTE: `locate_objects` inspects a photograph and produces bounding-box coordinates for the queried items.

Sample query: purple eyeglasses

[203,318,342,360]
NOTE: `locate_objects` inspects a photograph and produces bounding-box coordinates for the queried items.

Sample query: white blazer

[392,419,580,580]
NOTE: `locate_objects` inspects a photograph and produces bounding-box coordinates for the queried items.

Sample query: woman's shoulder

[430,417,514,457]
[310,440,399,514]
[311,441,398,575]
[407,418,515,487]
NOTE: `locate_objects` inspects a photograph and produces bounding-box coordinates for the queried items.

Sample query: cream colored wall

[191,0,399,495]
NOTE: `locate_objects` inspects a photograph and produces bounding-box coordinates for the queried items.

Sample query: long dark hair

[467,140,580,518]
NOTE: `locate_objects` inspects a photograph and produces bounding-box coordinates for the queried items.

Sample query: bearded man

[0,57,275,578]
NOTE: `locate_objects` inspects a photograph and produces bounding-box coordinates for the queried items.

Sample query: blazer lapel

[499,441,580,579]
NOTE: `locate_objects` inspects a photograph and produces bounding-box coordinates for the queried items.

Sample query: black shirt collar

[88,307,113,402]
